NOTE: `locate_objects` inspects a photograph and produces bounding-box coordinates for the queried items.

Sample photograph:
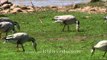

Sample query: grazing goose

[91,40,107,57]
[104,16,107,22]
[0,17,20,31]
[53,15,80,31]
[4,32,37,52]
[0,21,16,38]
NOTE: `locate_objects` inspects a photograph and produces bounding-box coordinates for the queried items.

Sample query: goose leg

[20,44,25,52]
[17,41,25,52]
[67,25,70,31]
[0,33,1,39]
[12,27,16,33]
[5,32,8,37]
[16,43,19,51]
[103,51,107,57]
[62,24,66,31]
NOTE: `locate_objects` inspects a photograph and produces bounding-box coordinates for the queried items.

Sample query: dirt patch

[48,35,88,42]
[72,35,88,42]
[49,37,65,41]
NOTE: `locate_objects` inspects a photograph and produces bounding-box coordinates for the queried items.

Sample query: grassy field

[0,10,107,60]
[78,1,106,8]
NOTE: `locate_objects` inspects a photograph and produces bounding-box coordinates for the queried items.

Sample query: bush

[91,0,100,2]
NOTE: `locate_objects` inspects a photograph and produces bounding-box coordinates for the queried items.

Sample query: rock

[19,5,28,10]
[1,4,11,9]
[13,8,22,12]
[57,6,66,10]
[10,4,18,9]
[48,5,57,8]
[90,8,96,11]
[27,6,34,10]
[2,9,10,14]
[84,6,91,10]
[10,8,22,14]
[99,8,107,13]
[0,0,8,5]
[57,10,67,12]
[46,5,58,10]
[81,6,91,12]
[57,6,67,12]
[22,10,28,13]
[27,9,35,12]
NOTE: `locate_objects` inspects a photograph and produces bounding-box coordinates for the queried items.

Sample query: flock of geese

[0,15,107,57]
[0,17,37,52]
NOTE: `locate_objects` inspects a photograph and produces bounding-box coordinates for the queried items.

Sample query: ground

[0,10,107,60]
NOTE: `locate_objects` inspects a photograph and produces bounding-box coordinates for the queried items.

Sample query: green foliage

[78,1,106,7]
[0,11,107,60]
[90,0,100,2]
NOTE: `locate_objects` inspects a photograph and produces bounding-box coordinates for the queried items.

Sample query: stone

[27,9,35,12]
[10,4,18,9]
[27,6,34,10]
[2,9,10,14]
[10,8,22,14]
[1,4,11,9]
[48,5,57,8]
[0,0,8,5]
[19,5,28,10]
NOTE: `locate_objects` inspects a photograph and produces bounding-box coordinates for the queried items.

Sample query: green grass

[0,10,107,60]
[78,1,106,8]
